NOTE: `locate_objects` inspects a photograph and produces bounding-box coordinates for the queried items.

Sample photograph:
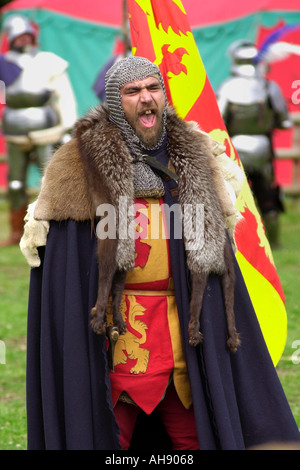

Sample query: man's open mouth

[139,109,156,128]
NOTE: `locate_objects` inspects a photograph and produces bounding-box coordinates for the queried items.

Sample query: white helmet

[228,40,259,77]
[3,15,35,46]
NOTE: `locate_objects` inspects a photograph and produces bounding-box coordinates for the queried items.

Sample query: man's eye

[125,89,138,95]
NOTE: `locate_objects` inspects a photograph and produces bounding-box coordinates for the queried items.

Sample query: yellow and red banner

[127,0,287,365]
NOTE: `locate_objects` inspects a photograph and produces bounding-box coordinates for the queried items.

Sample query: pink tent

[2,0,300,27]
[0,0,299,188]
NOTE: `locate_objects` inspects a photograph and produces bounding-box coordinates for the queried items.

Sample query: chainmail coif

[105,56,168,197]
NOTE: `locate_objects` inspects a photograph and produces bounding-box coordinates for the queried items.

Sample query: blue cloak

[26,213,300,450]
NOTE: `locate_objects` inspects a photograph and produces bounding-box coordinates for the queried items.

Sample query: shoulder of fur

[166,107,223,188]
[166,107,213,169]
[166,108,237,211]
[74,103,135,272]
[34,138,94,221]
[75,104,134,209]
[34,104,134,222]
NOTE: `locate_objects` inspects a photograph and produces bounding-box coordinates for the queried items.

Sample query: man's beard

[135,123,164,148]
[127,111,165,149]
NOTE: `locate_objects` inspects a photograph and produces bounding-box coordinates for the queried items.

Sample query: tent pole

[122,0,131,55]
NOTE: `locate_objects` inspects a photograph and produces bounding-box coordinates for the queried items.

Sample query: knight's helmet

[3,15,36,49]
[228,40,260,78]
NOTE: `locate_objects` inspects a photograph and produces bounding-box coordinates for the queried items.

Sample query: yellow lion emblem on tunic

[108,295,150,374]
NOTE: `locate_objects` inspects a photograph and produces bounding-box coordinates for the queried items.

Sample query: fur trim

[34,139,93,221]
[166,108,226,274]
[75,105,136,271]
[35,105,229,274]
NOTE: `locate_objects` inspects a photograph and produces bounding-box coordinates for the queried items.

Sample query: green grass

[273,198,300,428]
[0,199,29,450]
[0,196,299,450]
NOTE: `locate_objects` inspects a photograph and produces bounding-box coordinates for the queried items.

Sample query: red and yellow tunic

[107,198,192,415]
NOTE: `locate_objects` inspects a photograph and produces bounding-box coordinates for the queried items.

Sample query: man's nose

[140,88,152,103]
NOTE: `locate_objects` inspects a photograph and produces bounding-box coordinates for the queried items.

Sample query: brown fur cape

[35,104,236,278]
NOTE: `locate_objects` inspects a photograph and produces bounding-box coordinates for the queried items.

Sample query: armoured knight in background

[217,40,291,248]
[0,15,77,246]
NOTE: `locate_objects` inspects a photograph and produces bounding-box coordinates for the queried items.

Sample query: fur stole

[35,105,232,276]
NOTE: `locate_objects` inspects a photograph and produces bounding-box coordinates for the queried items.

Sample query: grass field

[0,196,299,450]
[272,198,300,428]
[0,199,29,450]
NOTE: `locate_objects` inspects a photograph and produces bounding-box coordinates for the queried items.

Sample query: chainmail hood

[105,55,168,158]
[105,56,168,197]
